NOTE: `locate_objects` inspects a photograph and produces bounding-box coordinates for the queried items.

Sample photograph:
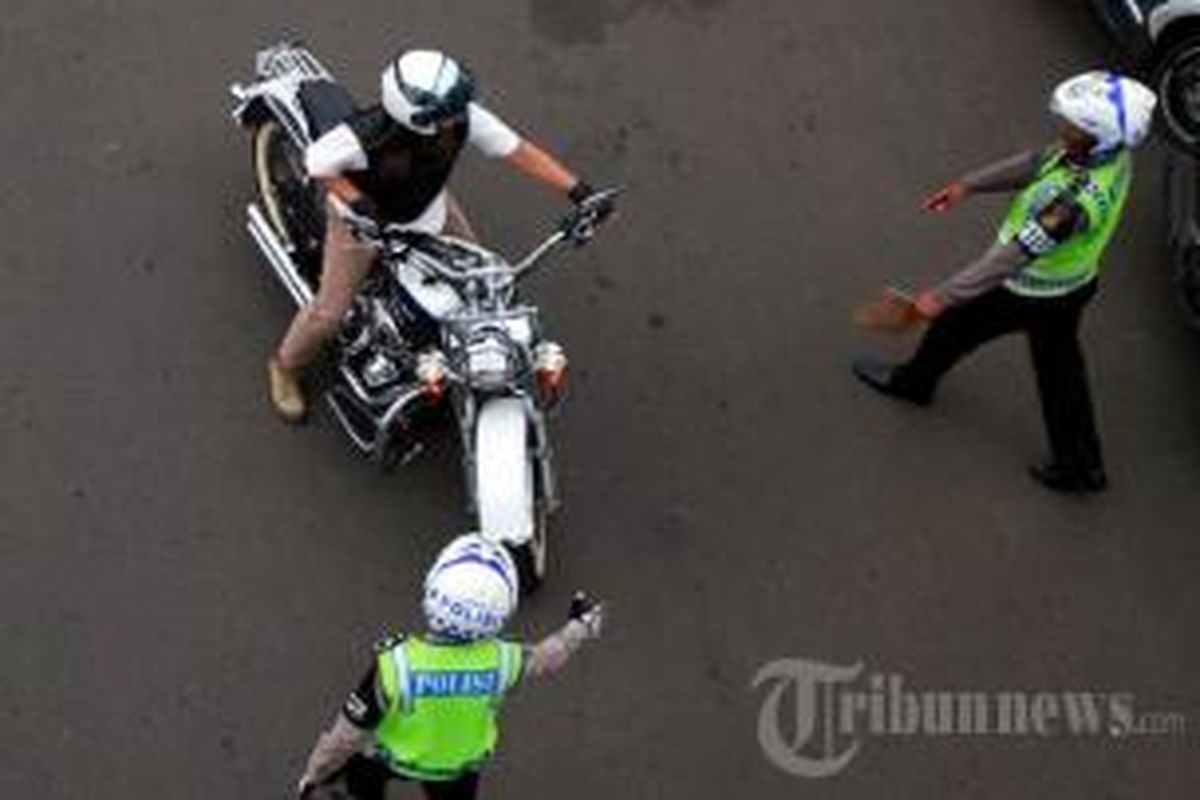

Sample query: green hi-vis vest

[374,636,524,781]
[998,148,1132,298]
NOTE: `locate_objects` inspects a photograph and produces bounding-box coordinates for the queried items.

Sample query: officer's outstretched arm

[929,241,1029,310]
[297,714,372,795]
[930,192,1086,310]
[960,148,1045,194]
[924,149,1046,212]
[524,593,604,679]
[297,662,387,795]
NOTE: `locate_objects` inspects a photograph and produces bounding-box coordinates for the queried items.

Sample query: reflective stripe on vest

[373,637,523,781]
[998,148,1132,298]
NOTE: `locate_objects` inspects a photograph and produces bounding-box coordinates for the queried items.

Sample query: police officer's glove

[568,591,604,639]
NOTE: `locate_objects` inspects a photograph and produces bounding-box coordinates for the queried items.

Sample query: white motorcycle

[229,42,616,590]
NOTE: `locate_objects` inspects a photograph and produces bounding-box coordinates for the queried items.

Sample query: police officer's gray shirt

[960,149,1043,193]
[935,148,1091,306]
[935,241,1028,306]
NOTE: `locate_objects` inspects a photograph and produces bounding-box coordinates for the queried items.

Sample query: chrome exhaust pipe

[371,385,427,468]
[247,203,313,308]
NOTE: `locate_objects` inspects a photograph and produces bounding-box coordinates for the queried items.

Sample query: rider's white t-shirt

[305,103,521,234]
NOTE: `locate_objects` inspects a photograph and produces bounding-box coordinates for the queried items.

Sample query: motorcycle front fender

[473,396,534,547]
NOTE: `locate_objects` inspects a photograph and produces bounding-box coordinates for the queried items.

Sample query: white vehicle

[229,42,616,591]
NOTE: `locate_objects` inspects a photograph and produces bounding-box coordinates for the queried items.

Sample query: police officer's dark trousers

[890,281,1103,473]
[314,754,480,800]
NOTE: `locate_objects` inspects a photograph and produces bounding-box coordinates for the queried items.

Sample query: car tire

[1152,34,1200,156]
[1175,241,1200,328]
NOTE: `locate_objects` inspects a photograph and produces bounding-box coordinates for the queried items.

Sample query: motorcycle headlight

[466,334,516,392]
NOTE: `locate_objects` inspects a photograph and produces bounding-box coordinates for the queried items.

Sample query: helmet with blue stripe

[1049,71,1157,155]
[423,534,519,642]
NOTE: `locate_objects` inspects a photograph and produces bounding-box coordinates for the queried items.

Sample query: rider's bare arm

[305,124,366,177]
[464,103,577,194]
[505,140,581,196]
[303,123,370,209]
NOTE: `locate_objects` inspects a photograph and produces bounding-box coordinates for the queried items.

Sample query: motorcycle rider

[268,49,607,422]
[852,72,1157,493]
[295,534,604,799]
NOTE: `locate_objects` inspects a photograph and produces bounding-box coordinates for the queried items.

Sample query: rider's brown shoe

[267,357,307,423]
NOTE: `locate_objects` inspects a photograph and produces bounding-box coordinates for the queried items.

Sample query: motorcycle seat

[298,80,358,138]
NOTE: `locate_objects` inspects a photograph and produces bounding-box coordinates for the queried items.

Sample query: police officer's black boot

[1028,460,1108,494]
[851,358,933,406]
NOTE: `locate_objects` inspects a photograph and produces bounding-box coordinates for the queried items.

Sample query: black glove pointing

[568,591,604,638]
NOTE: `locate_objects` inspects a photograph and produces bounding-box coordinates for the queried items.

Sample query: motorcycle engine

[340,296,417,395]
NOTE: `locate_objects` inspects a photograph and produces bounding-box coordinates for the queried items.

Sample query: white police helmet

[1049,71,1157,154]
[381,50,475,135]
[422,534,519,641]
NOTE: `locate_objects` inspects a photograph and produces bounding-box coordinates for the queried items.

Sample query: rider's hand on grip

[568,180,596,206]
[331,194,380,244]
[568,591,604,639]
[563,187,618,247]
[349,195,379,221]
[579,187,617,223]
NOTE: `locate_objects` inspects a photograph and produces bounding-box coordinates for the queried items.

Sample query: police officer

[853,72,1157,493]
[295,534,604,800]
[268,49,609,422]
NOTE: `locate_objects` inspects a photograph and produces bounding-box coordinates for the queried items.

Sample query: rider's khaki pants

[276,194,476,371]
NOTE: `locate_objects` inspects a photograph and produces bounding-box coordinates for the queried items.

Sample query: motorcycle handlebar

[513,187,621,277]
[332,188,621,282]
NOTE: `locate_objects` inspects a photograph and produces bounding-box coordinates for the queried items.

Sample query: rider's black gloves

[568,181,616,225]
[349,195,380,220]
[568,180,596,206]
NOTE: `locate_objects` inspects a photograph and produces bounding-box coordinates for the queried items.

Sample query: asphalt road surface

[2,1,1198,797]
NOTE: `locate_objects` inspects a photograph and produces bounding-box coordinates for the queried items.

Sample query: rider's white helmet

[381,50,475,135]
[1049,71,1157,154]
[422,534,519,641]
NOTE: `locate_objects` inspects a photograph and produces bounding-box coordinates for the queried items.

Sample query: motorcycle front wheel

[507,500,549,596]
[1153,35,1200,157]
[1175,242,1200,328]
